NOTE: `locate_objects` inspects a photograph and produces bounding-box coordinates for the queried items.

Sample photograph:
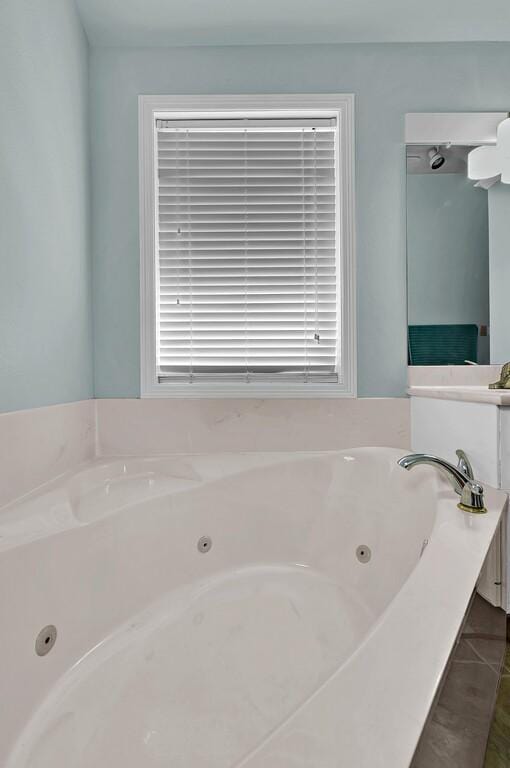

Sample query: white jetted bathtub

[0,448,506,768]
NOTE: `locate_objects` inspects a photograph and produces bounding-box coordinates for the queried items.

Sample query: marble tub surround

[0,397,409,511]
[0,397,410,508]
[95,397,410,456]
[0,400,95,508]
[408,365,502,388]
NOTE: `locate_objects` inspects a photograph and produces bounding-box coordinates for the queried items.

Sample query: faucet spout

[398,452,487,514]
[398,454,467,494]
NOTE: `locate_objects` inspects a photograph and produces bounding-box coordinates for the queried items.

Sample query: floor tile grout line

[465,638,493,666]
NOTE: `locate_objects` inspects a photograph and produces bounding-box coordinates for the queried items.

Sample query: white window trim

[139,94,356,398]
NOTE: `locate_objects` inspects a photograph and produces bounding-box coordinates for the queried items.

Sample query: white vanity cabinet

[410,388,510,610]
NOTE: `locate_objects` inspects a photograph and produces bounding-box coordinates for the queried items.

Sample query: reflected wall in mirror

[406,143,489,365]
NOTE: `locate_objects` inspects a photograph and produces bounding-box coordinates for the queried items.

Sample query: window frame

[139,94,356,398]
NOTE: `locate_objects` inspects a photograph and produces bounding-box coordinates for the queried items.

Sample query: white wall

[489,184,510,364]
[88,42,510,397]
[0,0,93,412]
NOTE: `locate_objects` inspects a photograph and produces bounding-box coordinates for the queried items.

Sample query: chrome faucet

[398,451,487,514]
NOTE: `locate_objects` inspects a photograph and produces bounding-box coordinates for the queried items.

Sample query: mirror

[406,143,490,366]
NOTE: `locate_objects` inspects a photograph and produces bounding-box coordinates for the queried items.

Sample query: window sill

[141,382,356,399]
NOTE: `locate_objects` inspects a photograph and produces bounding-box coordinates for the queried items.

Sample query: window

[139,95,355,397]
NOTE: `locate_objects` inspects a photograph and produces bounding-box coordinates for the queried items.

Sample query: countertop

[408,385,510,405]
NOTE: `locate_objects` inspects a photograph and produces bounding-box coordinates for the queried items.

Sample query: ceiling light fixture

[427,146,445,170]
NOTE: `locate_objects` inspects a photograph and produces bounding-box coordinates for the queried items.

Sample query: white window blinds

[155,116,339,384]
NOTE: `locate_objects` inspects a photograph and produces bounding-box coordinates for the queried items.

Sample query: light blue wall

[489,183,510,363]
[89,43,510,398]
[407,173,490,363]
[0,0,93,412]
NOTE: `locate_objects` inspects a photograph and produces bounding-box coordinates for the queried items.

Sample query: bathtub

[0,447,506,768]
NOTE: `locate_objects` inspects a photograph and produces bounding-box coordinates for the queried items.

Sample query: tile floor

[412,595,507,768]
[484,644,510,767]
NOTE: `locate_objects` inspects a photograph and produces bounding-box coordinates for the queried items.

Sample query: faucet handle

[458,480,487,514]
[456,449,474,480]
[456,451,487,513]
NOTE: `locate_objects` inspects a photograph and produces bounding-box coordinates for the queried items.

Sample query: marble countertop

[408,385,510,405]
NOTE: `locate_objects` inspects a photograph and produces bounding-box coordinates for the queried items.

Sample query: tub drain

[35,625,57,656]
[356,545,371,564]
[197,536,212,553]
